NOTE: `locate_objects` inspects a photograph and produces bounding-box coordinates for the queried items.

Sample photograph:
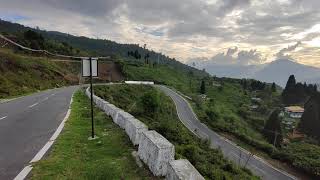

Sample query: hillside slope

[0,19,206,79]
[0,49,80,98]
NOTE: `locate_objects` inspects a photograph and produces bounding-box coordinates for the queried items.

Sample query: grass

[31,90,157,180]
[94,84,258,180]
[0,48,80,99]
[122,63,320,178]
[122,62,206,94]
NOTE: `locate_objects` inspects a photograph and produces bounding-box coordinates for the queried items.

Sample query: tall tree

[282,75,298,105]
[285,75,296,90]
[200,80,206,94]
[271,82,276,92]
[188,70,193,91]
[299,92,320,140]
[263,109,283,147]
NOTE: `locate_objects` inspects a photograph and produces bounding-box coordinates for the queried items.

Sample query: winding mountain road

[157,85,296,180]
[0,86,77,179]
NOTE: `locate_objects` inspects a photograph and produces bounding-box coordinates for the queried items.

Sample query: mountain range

[190,59,320,87]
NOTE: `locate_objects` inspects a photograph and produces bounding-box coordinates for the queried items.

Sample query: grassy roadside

[31,90,156,180]
[94,84,258,180]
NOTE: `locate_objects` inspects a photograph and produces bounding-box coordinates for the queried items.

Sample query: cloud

[275,41,302,59]
[204,47,265,65]
[0,0,320,67]
[226,47,238,56]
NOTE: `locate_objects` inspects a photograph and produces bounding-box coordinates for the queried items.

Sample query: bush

[140,90,160,115]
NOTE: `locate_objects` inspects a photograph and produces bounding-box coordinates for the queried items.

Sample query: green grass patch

[0,48,80,99]
[31,90,156,180]
[94,84,258,180]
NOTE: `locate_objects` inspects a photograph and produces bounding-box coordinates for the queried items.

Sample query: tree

[23,30,44,49]
[188,70,193,90]
[144,53,150,65]
[200,80,206,94]
[285,75,296,90]
[263,109,283,147]
[299,92,320,140]
[271,82,276,92]
[282,75,298,105]
[140,90,160,116]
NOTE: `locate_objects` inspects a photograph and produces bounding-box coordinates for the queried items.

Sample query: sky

[0,0,320,67]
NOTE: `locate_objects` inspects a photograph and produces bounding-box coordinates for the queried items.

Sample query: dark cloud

[216,0,251,16]
[43,0,124,17]
[0,0,320,64]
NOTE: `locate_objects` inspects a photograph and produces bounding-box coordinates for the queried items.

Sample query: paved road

[157,85,296,180]
[0,86,78,179]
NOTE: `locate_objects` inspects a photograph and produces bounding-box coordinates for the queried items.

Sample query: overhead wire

[0,33,111,60]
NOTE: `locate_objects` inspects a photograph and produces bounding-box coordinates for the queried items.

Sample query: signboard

[82,58,98,77]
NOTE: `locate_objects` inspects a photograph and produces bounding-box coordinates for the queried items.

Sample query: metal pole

[89,57,94,138]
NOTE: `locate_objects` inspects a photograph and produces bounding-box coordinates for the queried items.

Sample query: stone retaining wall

[166,159,205,180]
[138,130,174,176]
[86,87,204,179]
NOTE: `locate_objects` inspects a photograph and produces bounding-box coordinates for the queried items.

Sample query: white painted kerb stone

[138,130,174,176]
[125,117,148,145]
[166,159,205,180]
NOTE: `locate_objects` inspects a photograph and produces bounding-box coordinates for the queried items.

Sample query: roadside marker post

[82,57,98,139]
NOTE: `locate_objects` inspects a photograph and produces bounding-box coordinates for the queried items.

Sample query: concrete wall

[125,117,148,145]
[115,111,133,129]
[138,130,174,176]
[86,87,204,179]
[125,81,154,85]
[166,159,205,180]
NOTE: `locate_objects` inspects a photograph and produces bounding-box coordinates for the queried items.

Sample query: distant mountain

[191,59,320,87]
[254,59,320,87]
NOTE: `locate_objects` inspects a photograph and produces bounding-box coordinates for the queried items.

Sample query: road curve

[0,86,78,179]
[157,85,296,180]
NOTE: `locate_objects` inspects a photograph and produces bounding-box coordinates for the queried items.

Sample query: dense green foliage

[299,92,320,140]
[263,109,283,147]
[276,142,320,177]
[32,91,156,179]
[0,48,80,98]
[282,75,317,105]
[200,80,206,94]
[192,78,279,154]
[94,85,258,179]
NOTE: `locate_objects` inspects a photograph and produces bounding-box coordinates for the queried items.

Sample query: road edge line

[14,90,75,180]
[168,86,297,180]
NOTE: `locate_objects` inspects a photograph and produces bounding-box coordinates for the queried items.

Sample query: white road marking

[51,93,55,96]
[43,97,49,101]
[28,102,39,108]
[0,116,7,120]
[30,141,54,163]
[13,165,32,180]
[15,92,75,180]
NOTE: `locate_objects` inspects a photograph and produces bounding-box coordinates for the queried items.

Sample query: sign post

[82,57,98,139]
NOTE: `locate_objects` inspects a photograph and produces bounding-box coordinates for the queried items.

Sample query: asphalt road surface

[0,86,78,179]
[157,85,296,180]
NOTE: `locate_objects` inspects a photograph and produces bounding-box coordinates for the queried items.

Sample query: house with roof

[284,106,304,118]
